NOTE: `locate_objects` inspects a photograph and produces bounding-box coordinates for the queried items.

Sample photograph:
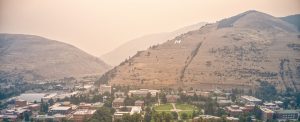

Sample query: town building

[0,115,17,122]
[99,84,112,94]
[42,93,57,102]
[27,104,40,111]
[166,95,180,103]
[128,89,148,97]
[274,109,300,122]
[263,102,280,111]
[242,104,255,113]
[260,107,274,121]
[185,90,196,96]
[195,91,210,97]
[226,105,243,117]
[113,106,142,120]
[114,91,125,98]
[78,102,104,110]
[134,100,144,107]
[128,89,160,97]
[226,117,239,122]
[217,100,233,106]
[32,114,66,122]
[240,96,262,105]
[193,115,220,121]
[274,101,283,107]
[112,98,125,108]
[49,106,72,115]
[15,99,27,107]
[73,109,96,122]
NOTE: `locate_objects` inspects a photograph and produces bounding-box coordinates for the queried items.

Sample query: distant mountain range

[101,22,207,66]
[0,34,111,81]
[99,10,300,91]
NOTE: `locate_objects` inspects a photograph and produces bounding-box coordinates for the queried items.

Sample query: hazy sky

[0,0,299,56]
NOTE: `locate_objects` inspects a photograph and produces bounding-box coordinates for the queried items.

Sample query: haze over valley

[0,1,300,122]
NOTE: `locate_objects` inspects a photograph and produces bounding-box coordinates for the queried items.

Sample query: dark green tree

[88,107,112,122]
[181,113,188,120]
[171,111,178,120]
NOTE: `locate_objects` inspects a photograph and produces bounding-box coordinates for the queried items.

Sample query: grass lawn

[176,104,197,119]
[153,104,173,111]
[152,103,198,120]
[175,103,196,111]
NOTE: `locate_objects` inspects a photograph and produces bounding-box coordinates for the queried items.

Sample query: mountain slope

[100,10,300,91]
[280,14,300,31]
[101,22,207,66]
[0,34,111,81]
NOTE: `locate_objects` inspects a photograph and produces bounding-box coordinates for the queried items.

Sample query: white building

[240,96,262,105]
[42,93,57,102]
[114,106,142,119]
[128,89,160,97]
[99,84,111,94]
[263,102,280,111]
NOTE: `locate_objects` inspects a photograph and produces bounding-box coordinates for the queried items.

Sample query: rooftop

[51,106,71,111]
[274,109,300,113]
[74,109,96,115]
[135,100,144,104]
[114,106,142,115]
[166,95,180,98]
[260,107,274,113]
[100,84,111,88]
[113,98,125,103]
[263,102,276,106]
[197,115,220,119]
[241,96,262,102]
[43,93,57,99]
[226,117,239,120]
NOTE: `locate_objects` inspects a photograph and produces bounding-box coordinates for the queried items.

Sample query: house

[112,98,125,108]
[99,84,112,94]
[240,96,262,105]
[0,115,17,122]
[226,105,243,117]
[114,91,125,98]
[78,102,104,110]
[166,95,180,103]
[193,115,220,122]
[28,104,40,111]
[128,89,160,97]
[260,107,274,121]
[274,109,300,122]
[134,100,144,107]
[128,89,148,97]
[15,99,27,107]
[262,102,280,111]
[32,114,66,122]
[49,106,72,115]
[73,109,96,122]
[42,93,57,102]
[242,104,255,113]
[217,100,233,106]
[195,91,210,97]
[226,117,239,122]
[114,106,142,120]
[185,90,195,96]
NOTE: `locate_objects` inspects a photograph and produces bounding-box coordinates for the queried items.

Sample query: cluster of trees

[255,80,277,101]
[61,91,106,105]
[39,100,49,114]
[88,107,113,122]
[115,113,142,122]
[0,79,30,100]
[151,111,178,122]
